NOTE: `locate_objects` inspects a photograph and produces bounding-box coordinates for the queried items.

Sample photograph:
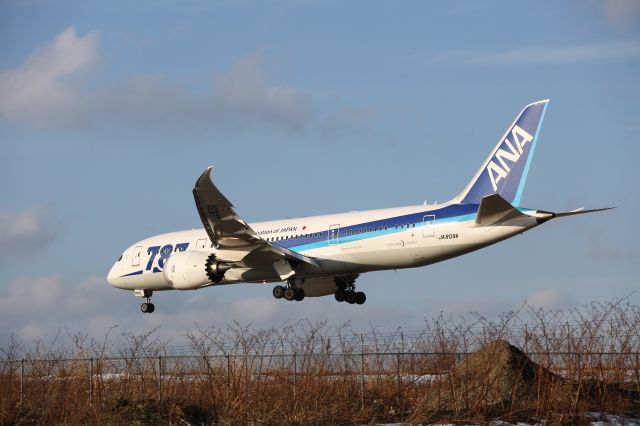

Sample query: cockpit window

[117,254,123,262]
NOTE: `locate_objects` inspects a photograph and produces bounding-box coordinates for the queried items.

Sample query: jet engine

[163,250,232,290]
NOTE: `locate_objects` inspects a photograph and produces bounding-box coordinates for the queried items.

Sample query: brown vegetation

[0,299,638,424]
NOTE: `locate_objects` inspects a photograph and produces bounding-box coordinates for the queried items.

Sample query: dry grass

[0,298,638,424]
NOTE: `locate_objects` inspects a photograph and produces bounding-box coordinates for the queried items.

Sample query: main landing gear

[273,278,305,302]
[135,289,155,313]
[334,275,365,305]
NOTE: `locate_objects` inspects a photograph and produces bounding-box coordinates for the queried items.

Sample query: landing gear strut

[135,289,155,313]
[273,278,305,302]
[335,275,365,305]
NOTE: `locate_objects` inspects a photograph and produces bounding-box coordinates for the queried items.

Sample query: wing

[192,167,319,279]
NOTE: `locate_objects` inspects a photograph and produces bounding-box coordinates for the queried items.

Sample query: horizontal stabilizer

[475,194,523,226]
[553,207,615,218]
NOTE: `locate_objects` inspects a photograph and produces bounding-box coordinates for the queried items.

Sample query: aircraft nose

[107,262,122,287]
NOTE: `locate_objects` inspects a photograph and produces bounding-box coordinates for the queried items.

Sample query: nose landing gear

[141,300,155,313]
[135,289,155,313]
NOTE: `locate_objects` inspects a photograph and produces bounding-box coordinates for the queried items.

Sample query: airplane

[107,100,611,313]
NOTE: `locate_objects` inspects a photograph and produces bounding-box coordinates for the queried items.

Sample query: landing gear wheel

[356,292,366,305]
[294,288,305,301]
[335,289,346,302]
[141,302,155,313]
[273,285,285,299]
[284,287,296,301]
[346,291,357,304]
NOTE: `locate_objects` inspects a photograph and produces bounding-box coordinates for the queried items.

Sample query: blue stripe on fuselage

[273,203,480,252]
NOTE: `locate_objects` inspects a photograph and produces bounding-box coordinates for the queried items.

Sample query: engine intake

[163,250,232,290]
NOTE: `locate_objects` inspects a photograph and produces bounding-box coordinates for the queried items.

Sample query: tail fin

[454,99,549,206]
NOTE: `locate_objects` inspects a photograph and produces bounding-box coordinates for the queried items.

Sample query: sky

[1,0,639,348]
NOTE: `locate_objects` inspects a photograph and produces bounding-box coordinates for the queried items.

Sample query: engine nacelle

[163,250,232,290]
[299,277,339,297]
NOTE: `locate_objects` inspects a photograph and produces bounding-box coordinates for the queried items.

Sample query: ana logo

[486,125,533,191]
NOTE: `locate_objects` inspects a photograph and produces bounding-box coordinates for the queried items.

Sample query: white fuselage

[107,201,541,292]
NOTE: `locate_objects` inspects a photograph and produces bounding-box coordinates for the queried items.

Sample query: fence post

[226,354,231,416]
[20,359,24,405]
[396,352,402,417]
[292,352,297,402]
[89,357,94,403]
[360,334,365,410]
[157,355,162,402]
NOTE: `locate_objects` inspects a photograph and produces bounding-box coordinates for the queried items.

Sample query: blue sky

[1,0,639,345]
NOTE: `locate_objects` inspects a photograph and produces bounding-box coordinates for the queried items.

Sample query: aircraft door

[132,245,143,266]
[196,238,207,249]
[328,224,340,245]
[422,215,435,237]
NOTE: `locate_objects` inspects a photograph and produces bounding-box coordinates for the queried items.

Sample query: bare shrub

[0,300,638,424]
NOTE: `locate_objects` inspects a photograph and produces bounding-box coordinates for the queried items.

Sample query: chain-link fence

[2,349,638,421]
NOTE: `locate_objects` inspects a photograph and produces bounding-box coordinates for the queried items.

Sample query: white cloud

[229,297,280,322]
[98,53,312,134]
[425,295,510,319]
[603,0,640,29]
[0,275,62,316]
[0,274,124,344]
[0,27,97,127]
[0,206,58,258]
[0,272,422,347]
[0,28,371,137]
[434,40,640,66]
[214,53,311,131]
[524,288,578,311]
[321,105,375,140]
